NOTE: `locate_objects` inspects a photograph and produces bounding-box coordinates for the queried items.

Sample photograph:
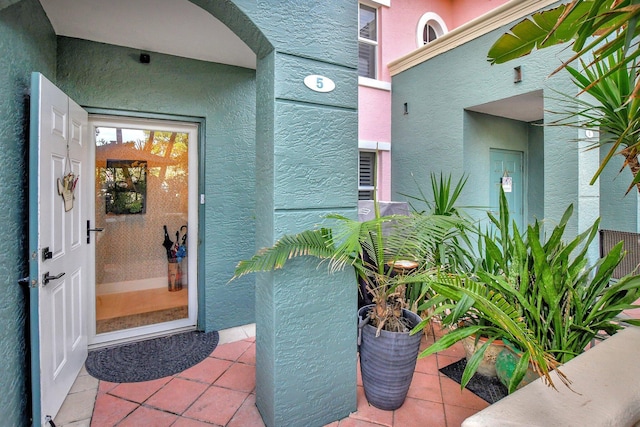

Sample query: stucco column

[253,51,358,427]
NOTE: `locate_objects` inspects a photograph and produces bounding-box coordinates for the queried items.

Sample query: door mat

[96,306,188,334]
[85,330,219,383]
[439,358,508,404]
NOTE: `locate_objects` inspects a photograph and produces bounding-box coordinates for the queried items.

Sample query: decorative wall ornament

[57,172,78,212]
[58,147,78,212]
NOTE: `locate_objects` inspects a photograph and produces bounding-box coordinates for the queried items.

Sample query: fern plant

[231,203,470,334]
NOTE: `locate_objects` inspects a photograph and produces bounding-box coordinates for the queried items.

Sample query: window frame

[416,12,448,48]
[358,150,377,200]
[358,3,379,79]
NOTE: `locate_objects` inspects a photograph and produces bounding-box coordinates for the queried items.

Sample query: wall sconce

[514,66,522,83]
[140,53,151,64]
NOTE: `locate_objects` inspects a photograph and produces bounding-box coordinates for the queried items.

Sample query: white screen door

[29,72,89,425]
[88,116,199,345]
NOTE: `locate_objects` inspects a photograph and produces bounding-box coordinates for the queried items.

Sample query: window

[359,4,378,79]
[359,151,376,200]
[423,24,437,44]
[416,12,448,48]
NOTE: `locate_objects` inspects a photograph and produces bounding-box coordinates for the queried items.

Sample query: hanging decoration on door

[57,147,78,212]
[501,170,513,193]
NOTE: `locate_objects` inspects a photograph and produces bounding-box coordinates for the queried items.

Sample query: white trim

[359,140,391,151]
[97,276,166,294]
[361,0,390,7]
[359,2,380,79]
[358,76,391,91]
[389,0,559,76]
[416,12,448,48]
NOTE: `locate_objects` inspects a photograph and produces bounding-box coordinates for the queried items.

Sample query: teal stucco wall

[600,149,640,233]
[528,122,545,224]
[462,111,537,227]
[0,0,57,424]
[247,1,359,424]
[391,12,583,237]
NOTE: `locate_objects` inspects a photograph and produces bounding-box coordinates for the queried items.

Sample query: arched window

[423,23,438,44]
[416,12,447,47]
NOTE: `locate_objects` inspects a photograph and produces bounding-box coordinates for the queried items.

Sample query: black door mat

[85,330,219,383]
[439,358,508,404]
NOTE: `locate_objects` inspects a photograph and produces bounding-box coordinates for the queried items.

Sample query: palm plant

[550,48,640,193]
[231,202,469,333]
[488,1,639,85]
[409,189,640,392]
[487,0,640,192]
[400,173,475,311]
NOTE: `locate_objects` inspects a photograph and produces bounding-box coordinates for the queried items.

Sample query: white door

[29,73,89,426]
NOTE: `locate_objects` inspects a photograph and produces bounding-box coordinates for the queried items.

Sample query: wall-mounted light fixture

[140,53,150,64]
[514,66,522,83]
[403,102,409,115]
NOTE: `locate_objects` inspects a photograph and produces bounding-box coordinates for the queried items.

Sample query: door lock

[86,220,104,244]
[42,271,65,286]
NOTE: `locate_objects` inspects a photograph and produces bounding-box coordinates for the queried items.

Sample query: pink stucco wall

[378,0,444,83]
[451,0,511,28]
[359,87,391,143]
[359,0,509,200]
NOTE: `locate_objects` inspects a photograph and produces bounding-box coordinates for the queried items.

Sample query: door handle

[86,220,104,244]
[42,271,65,286]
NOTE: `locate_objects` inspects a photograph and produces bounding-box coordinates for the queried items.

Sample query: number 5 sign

[304,75,336,93]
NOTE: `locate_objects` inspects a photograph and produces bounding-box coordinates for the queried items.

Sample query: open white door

[29,73,89,426]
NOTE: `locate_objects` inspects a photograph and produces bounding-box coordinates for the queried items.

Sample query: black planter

[358,304,423,410]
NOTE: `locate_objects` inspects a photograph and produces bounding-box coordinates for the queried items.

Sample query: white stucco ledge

[462,326,640,427]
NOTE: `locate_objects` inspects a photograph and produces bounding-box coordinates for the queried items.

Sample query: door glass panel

[94,126,190,334]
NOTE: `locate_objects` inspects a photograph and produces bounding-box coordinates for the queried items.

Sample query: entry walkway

[55,323,487,426]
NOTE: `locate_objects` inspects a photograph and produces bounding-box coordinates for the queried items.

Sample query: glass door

[89,116,198,345]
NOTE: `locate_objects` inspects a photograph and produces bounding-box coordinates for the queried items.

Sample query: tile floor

[54,322,488,427]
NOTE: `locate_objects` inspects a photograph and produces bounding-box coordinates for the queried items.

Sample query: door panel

[30,72,89,425]
[490,149,524,231]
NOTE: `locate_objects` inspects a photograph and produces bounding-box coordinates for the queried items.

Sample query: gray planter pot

[358,304,423,410]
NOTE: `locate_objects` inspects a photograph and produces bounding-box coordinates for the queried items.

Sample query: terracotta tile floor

[57,322,488,427]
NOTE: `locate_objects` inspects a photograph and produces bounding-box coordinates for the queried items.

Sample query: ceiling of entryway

[467,90,544,123]
[38,0,257,69]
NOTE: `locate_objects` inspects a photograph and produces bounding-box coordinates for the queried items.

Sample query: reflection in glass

[95,126,189,334]
[105,160,147,215]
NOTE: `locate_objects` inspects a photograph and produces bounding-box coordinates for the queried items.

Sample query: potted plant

[231,197,470,409]
[412,189,640,393]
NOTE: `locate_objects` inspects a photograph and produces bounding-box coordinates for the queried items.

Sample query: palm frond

[231,228,335,280]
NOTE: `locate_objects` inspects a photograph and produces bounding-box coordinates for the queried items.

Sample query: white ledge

[463,326,640,427]
[359,140,391,151]
[359,76,391,91]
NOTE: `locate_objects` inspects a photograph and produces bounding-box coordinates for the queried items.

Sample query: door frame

[86,109,205,346]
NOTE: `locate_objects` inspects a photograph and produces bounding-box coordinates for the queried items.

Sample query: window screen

[359,151,376,200]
